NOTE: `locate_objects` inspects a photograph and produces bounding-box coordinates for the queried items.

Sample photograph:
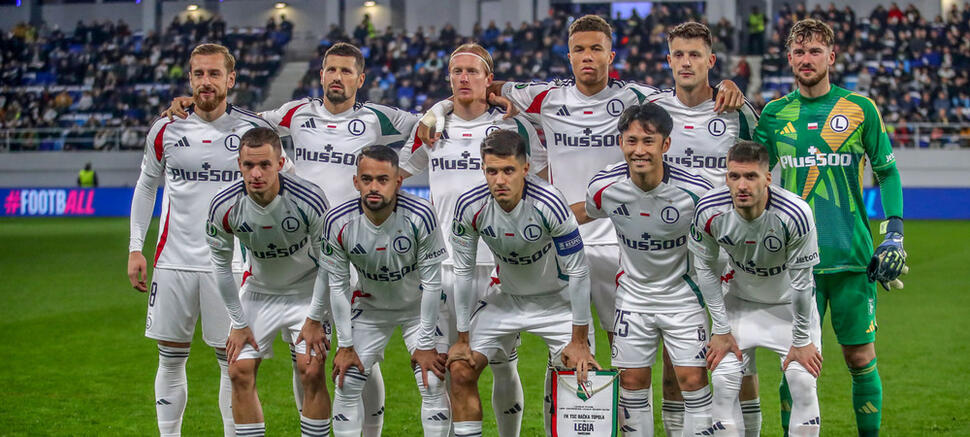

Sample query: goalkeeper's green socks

[779,377,792,437]
[851,358,883,436]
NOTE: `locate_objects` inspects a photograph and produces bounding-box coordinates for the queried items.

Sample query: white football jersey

[206,174,329,295]
[263,98,418,204]
[586,162,714,313]
[399,106,545,266]
[644,89,760,187]
[502,79,659,245]
[689,185,820,305]
[321,191,448,311]
[450,174,589,297]
[130,105,275,272]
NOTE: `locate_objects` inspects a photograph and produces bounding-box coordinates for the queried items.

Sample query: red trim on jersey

[720,269,735,283]
[337,222,349,248]
[410,130,424,152]
[222,206,234,233]
[489,265,501,286]
[153,121,175,161]
[471,204,487,231]
[704,212,722,236]
[526,89,551,114]
[351,289,372,304]
[615,270,625,288]
[153,204,172,267]
[241,268,252,286]
[592,181,617,210]
[279,102,310,128]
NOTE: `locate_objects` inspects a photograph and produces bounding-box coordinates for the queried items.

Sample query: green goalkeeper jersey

[755,85,901,274]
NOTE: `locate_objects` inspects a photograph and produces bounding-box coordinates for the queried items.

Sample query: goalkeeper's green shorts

[815,271,877,346]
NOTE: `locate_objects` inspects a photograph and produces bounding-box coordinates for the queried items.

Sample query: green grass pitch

[0,218,967,436]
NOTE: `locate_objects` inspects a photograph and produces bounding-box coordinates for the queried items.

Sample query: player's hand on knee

[706,333,742,371]
[162,96,193,121]
[446,339,475,368]
[562,339,600,384]
[127,251,148,292]
[227,326,258,364]
[332,347,364,389]
[487,93,519,119]
[412,348,446,387]
[783,344,823,378]
[297,318,328,364]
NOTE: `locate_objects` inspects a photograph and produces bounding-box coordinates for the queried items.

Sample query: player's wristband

[880,216,904,236]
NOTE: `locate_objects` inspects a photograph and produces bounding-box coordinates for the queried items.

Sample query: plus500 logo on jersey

[169,166,241,182]
[494,242,553,265]
[618,233,688,251]
[779,152,854,168]
[730,255,788,277]
[552,132,621,148]
[358,262,418,282]
[296,147,357,166]
[250,237,309,259]
[431,152,481,171]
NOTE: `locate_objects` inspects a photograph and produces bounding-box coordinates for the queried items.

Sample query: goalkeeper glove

[867,217,908,290]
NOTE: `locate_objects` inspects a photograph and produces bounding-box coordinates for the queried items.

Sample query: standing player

[399,43,544,437]
[323,145,451,437]
[205,128,332,437]
[754,19,906,437]
[585,103,715,437]
[127,43,277,437]
[448,130,598,437]
[636,22,762,437]
[691,141,823,437]
[166,42,416,432]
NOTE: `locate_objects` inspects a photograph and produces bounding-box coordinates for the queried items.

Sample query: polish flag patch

[583,110,593,115]
[807,122,818,130]
[202,140,212,143]
[684,125,694,130]
[745,240,756,244]
[327,124,337,129]
[462,133,472,137]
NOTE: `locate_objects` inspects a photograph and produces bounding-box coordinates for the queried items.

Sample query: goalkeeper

[754,19,906,437]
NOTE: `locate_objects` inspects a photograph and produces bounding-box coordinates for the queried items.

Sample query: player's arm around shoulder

[398,122,430,178]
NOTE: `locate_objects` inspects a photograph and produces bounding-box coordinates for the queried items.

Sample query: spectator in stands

[747,6,766,54]
[77,162,98,187]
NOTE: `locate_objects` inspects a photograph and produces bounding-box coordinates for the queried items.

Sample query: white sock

[332,366,367,437]
[785,364,820,437]
[453,421,482,437]
[661,400,685,437]
[490,350,524,437]
[290,344,304,413]
[542,366,553,437]
[155,345,189,437]
[711,357,744,437]
[740,398,762,437]
[214,349,234,437]
[682,386,713,436]
[414,366,451,436]
[362,363,385,437]
[300,415,331,437]
[234,422,265,437]
[619,386,653,437]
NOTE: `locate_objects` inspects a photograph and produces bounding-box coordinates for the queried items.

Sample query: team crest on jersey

[661,206,680,224]
[452,221,466,236]
[206,222,219,237]
[689,224,702,242]
[522,224,542,242]
[323,242,334,256]
[830,115,850,132]
[348,119,366,136]
[485,125,500,136]
[282,216,300,232]
[393,236,412,254]
[763,235,782,252]
[224,134,240,152]
[708,118,726,136]
[606,99,625,116]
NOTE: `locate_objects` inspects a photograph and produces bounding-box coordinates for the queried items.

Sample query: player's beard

[794,66,828,89]
[362,192,391,211]
[193,86,226,112]
[326,83,350,104]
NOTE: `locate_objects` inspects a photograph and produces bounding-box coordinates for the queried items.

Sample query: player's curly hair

[727,141,771,168]
[324,42,366,75]
[666,22,712,49]
[240,127,282,156]
[786,18,835,49]
[190,43,235,72]
[481,130,527,163]
[568,14,613,44]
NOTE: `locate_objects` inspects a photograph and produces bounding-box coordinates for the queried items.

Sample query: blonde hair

[786,19,835,49]
[190,43,235,72]
[449,43,493,74]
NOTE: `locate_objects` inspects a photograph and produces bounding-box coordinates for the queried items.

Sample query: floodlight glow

[187,4,199,11]
[363,1,377,7]
[275,2,287,9]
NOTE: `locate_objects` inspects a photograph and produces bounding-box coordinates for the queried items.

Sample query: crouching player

[690,141,823,437]
[205,127,333,437]
[585,103,715,436]
[323,145,451,437]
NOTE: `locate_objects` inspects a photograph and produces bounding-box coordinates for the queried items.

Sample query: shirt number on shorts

[613,310,631,338]
[148,282,158,307]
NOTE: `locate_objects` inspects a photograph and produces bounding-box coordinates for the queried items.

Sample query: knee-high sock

[850,358,882,437]
[490,350,524,437]
[300,415,331,437]
[780,376,793,436]
[740,398,762,437]
[290,345,304,413]
[155,345,190,437]
[784,363,820,437]
[454,421,482,437]
[215,349,234,437]
[682,386,713,436]
[711,356,744,437]
[619,387,653,437]
[332,367,368,437]
[234,422,265,437]
[661,400,684,437]
[362,363,385,437]
[414,366,451,436]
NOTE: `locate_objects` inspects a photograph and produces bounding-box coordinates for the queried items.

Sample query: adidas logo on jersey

[300,118,318,129]
[780,122,797,139]
[556,105,571,116]
[481,226,497,238]
[174,136,190,148]
[612,204,630,216]
[350,244,367,255]
[235,222,254,233]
